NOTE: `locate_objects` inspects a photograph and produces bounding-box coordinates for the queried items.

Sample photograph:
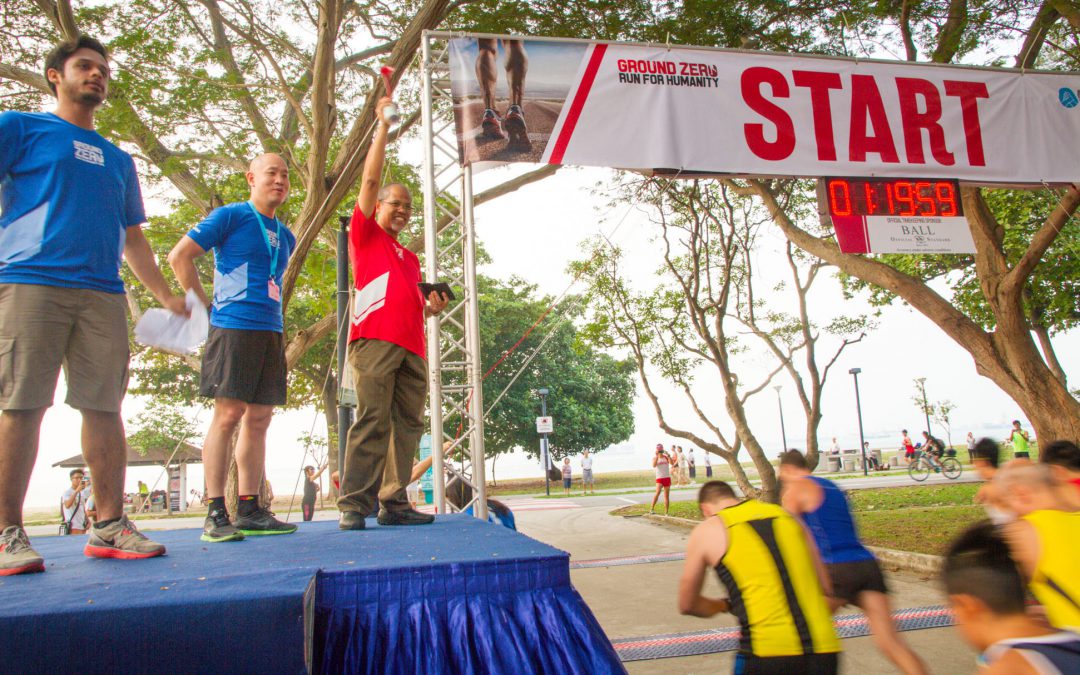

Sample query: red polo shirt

[347,204,425,358]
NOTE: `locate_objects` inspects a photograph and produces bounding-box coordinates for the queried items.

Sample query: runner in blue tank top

[780,450,928,675]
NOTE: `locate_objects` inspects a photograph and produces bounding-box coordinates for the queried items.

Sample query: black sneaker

[377,508,434,526]
[339,511,366,530]
[201,509,244,543]
[234,508,297,536]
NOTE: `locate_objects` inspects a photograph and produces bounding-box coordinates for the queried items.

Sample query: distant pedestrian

[829,437,841,455]
[704,452,712,478]
[1008,420,1031,458]
[688,448,696,480]
[581,451,594,495]
[302,464,327,522]
[965,432,976,462]
[901,430,916,463]
[669,445,681,486]
[650,445,672,515]
[676,446,690,486]
[61,469,89,535]
[561,458,572,495]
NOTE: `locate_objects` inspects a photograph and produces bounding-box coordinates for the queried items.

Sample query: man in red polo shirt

[338,97,449,530]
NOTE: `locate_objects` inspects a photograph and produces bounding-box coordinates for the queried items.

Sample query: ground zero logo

[1060,87,1079,109]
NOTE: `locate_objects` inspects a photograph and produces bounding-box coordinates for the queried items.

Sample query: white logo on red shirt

[395,246,404,261]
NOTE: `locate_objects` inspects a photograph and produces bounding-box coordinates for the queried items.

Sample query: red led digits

[915,182,936,216]
[828,180,853,216]
[936,182,958,216]
[826,178,961,218]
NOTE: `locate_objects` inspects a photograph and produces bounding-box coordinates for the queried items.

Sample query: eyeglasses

[382,200,413,212]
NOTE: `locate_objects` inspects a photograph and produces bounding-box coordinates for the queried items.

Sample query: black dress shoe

[376,508,434,526]
[339,511,367,530]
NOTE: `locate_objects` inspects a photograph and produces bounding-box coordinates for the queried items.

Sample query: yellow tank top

[1023,509,1080,630]
[716,500,841,657]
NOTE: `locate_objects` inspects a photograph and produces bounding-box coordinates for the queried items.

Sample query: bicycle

[908,449,962,482]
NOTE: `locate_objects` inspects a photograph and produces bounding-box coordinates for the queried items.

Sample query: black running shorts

[827,558,888,605]
[734,652,839,674]
[199,327,287,405]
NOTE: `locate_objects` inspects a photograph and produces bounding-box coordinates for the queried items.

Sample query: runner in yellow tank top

[679,481,841,674]
[999,462,1080,631]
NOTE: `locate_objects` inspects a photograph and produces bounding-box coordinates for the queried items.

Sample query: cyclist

[920,431,947,472]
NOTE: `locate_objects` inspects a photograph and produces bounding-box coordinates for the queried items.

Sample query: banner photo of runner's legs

[449,38,589,166]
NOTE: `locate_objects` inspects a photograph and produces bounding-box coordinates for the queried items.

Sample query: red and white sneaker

[0,525,44,576]
[504,104,531,150]
[481,108,507,139]
[85,515,166,560]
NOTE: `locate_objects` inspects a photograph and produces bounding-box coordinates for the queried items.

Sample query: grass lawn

[611,482,986,556]
[487,468,737,496]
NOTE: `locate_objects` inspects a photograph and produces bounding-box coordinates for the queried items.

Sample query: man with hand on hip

[169,153,297,542]
[337,97,449,530]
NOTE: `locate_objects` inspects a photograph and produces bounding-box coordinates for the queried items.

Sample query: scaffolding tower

[419,31,487,519]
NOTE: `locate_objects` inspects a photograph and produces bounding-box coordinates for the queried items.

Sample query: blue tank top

[801,476,874,564]
[985,633,1080,674]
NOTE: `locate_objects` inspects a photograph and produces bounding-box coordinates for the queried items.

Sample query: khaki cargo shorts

[0,283,130,413]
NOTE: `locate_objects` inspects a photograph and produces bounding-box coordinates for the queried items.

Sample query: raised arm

[356,97,393,218]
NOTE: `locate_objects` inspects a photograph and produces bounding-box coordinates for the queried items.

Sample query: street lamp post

[773,385,788,454]
[916,377,932,436]
[538,388,550,497]
[850,368,868,477]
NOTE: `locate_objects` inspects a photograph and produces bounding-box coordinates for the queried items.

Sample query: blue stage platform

[0,515,624,674]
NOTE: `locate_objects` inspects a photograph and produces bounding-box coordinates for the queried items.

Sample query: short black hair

[1042,440,1080,472]
[779,450,808,470]
[304,465,315,472]
[697,480,736,503]
[69,468,85,479]
[44,35,109,95]
[942,522,1026,615]
[970,438,1001,468]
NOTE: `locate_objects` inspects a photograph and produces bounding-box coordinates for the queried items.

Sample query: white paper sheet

[134,289,209,355]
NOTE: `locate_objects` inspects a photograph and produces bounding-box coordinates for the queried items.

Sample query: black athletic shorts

[199,327,287,405]
[734,652,838,674]
[827,558,888,605]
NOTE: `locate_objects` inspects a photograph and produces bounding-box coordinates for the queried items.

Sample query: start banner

[447,36,1080,185]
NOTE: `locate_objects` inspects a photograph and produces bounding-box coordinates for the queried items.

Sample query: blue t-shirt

[187,201,295,332]
[0,111,145,293]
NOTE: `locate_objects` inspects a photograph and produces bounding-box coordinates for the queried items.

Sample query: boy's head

[971,437,1001,479]
[778,449,809,481]
[943,522,1027,651]
[697,480,738,518]
[1042,439,1080,478]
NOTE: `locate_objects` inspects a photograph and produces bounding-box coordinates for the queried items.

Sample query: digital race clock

[819,177,975,254]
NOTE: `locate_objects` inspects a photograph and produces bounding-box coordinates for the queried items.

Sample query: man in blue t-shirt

[169,153,297,541]
[0,36,186,575]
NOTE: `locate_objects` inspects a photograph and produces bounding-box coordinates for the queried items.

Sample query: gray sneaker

[0,525,45,576]
[201,508,244,543]
[85,515,166,559]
